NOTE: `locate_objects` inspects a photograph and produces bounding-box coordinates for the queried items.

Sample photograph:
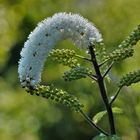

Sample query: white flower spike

[18,12,102,88]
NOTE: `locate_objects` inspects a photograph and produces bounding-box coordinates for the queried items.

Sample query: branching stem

[89,45,116,135]
[110,87,122,105]
[80,110,109,136]
[103,62,114,78]
[88,75,97,81]
[75,54,92,62]
[99,59,109,67]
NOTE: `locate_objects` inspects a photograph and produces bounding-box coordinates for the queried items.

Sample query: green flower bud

[118,70,140,87]
[49,49,80,68]
[104,25,140,63]
[118,24,140,48]
[63,66,92,81]
[26,85,83,112]
[104,46,134,62]
[95,43,107,62]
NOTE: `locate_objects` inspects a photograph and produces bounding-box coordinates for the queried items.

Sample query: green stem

[89,45,116,135]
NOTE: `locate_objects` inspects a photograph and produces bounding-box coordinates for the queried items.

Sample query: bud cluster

[104,25,140,63]
[49,49,80,68]
[95,43,106,60]
[118,70,140,87]
[63,66,92,81]
[118,24,140,48]
[27,85,83,112]
[104,46,134,62]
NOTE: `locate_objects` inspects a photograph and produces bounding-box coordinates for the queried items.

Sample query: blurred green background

[0,0,140,139]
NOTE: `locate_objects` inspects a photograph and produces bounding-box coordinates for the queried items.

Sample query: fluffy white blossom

[18,12,102,88]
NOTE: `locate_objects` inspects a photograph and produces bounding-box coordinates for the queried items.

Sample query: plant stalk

[110,87,122,105]
[89,45,116,135]
[80,110,109,136]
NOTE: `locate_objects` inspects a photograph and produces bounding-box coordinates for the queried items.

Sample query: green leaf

[112,107,123,114]
[111,135,122,140]
[92,134,122,140]
[93,107,123,124]
[92,134,109,140]
[93,110,107,124]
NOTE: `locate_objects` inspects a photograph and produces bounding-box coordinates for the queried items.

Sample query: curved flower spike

[18,12,102,88]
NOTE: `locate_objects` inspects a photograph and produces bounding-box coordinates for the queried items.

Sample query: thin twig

[80,110,109,136]
[99,59,109,67]
[109,87,122,105]
[88,74,97,81]
[75,54,92,62]
[103,62,114,78]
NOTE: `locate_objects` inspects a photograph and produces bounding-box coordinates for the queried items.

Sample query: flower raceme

[18,12,102,88]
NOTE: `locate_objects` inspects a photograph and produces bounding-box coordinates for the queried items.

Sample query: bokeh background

[0,0,140,139]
